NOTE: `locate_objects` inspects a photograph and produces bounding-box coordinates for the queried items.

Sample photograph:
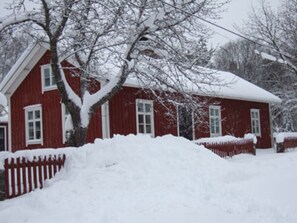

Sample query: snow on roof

[200,69,281,104]
[0,42,281,104]
[124,67,281,104]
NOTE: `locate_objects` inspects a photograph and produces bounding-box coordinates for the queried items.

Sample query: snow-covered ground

[0,135,296,223]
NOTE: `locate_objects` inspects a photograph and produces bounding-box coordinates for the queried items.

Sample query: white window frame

[136,99,155,137]
[251,109,261,136]
[41,64,57,93]
[209,105,222,137]
[61,103,69,144]
[24,104,43,146]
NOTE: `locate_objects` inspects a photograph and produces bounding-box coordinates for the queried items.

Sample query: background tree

[0,28,32,81]
[0,0,229,146]
[212,0,297,132]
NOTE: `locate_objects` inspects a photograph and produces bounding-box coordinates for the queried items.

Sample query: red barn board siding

[194,97,272,148]
[108,87,177,137]
[86,108,102,143]
[9,49,273,150]
[10,50,102,151]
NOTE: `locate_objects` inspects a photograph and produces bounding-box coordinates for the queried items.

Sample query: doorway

[178,106,193,140]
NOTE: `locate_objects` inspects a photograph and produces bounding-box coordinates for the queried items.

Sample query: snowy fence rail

[197,139,256,158]
[4,154,66,199]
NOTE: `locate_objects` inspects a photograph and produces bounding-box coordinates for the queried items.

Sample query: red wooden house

[0,43,281,152]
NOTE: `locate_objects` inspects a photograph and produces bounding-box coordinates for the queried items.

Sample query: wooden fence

[197,139,255,158]
[4,154,66,199]
[276,137,297,153]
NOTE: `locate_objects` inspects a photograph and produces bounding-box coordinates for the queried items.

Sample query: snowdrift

[0,135,297,223]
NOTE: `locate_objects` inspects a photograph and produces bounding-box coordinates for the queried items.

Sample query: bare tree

[0,0,229,146]
[215,0,297,132]
[0,28,32,81]
[243,0,297,74]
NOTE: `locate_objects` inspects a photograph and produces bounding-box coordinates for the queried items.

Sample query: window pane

[210,108,214,116]
[138,103,144,112]
[210,118,215,133]
[29,122,34,140]
[145,115,151,124]
[215,125,220,134]
[146,125,151,133]
[138,115,144,124]
[35,110,40,119]
[28,111,33,120]
[44,68,50,78]
[145,103,151,113]
[215,109,219,116]
[211,125,215,134]
[35,121,41,139]
[139,124,144,133]
[45,76,51,87]
[255,112,259,118]
[36,121,41,140]
[51,75,56,85]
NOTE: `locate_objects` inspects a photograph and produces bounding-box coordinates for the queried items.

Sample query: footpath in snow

[0,134,296,223]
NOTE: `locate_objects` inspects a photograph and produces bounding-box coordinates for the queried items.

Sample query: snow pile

[244,133,257,144]
[0,135,297,223]
[275,132,297,143]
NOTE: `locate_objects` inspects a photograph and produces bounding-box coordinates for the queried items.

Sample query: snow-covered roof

[0,42,281,104]
[124,68,281,104]
[197,69,281,104]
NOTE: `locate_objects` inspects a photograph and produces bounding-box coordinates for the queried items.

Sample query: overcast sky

[0,0,282,46]
[210,0,281,46]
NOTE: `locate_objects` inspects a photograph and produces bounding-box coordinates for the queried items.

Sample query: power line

[163,1,296,61]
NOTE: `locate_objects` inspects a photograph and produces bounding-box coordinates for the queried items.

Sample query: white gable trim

[0,42,48,97]
[8,97,12,152]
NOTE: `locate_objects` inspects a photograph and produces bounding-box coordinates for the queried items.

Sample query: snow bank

[0,135,296,223]
[275,132,297,143]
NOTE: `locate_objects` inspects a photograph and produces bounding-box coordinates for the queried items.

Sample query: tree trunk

[66,126,88,147]
[66,104,89,147]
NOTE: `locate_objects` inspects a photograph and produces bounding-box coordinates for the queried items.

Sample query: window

[209,106,222,137]
[136,99,154,136]
[41,64,56,92]
[25,105,43,145]
[0,127,6,151]
[251,109,261,136]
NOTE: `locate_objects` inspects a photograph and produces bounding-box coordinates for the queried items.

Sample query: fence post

[16,158,21,196]
[22,157,27,195]
[252,141,256,155]
[4,159,9,199]
[276,143,284,153]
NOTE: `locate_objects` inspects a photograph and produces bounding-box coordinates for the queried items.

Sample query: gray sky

[210,0,281,46]
[0,0,282,46]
